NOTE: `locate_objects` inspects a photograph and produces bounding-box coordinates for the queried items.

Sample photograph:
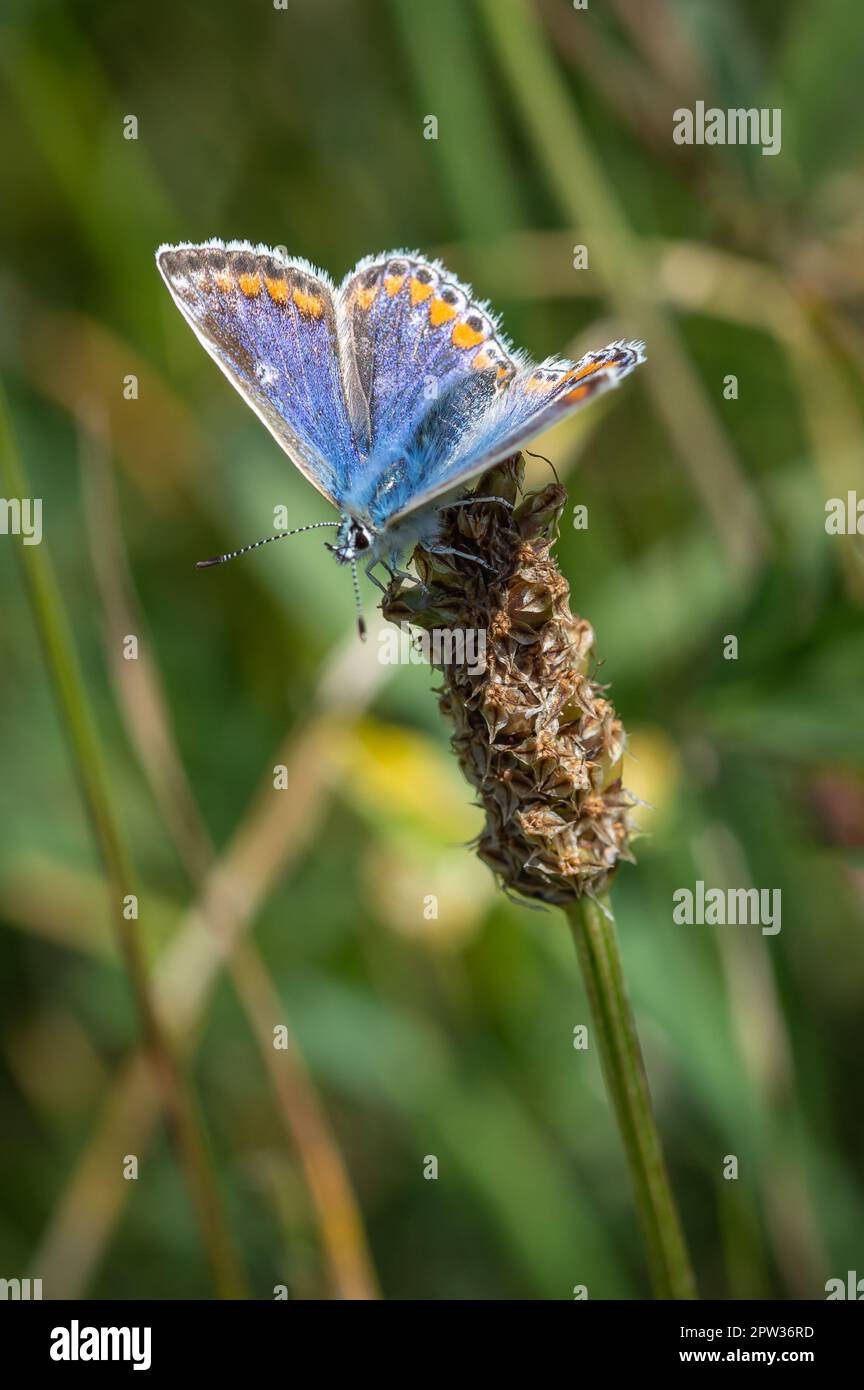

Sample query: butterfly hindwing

[385,341,646,525]
[357,368,499,529]
[157,241,360,506]
[337,250,518,462]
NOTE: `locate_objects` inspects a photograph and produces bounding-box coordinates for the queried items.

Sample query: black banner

[1,1298,860,1374]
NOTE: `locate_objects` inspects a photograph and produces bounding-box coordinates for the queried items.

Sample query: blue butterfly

[157,242,644,632]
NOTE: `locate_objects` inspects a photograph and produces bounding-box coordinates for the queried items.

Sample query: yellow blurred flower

[331,716,482,843]
[624,725,682,836]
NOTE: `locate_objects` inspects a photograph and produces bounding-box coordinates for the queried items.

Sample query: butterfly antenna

[196,521,340,568]
[350,559,367,641]
[525,449,560,485]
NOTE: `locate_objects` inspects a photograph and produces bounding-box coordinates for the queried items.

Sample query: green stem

[0,383,247,1299]
[565,894,697,1299]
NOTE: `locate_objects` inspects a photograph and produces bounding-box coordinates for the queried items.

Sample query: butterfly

[156,241,644,633]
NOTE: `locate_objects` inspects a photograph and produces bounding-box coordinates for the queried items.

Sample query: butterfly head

[326,515,375,566]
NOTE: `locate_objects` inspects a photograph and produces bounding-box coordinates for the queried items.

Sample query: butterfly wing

[337,250,520,466]
[385,341,646,525]
[157,243,644,528]
[156,240,361,507]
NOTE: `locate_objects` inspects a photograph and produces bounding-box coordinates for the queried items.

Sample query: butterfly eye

[351,524,371,552]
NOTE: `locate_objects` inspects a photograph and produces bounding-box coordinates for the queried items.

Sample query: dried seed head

[382,458,636,906]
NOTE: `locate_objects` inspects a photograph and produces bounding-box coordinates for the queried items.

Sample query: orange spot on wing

[429,296,457,327]
[452,321,486,350]
[563,383,592,403]
[409,277,433,305]
[239,272,261,297]
[384,274,405,297]
[356,284,379,311]
[572,359,608,381]
[264,275,290,303]
[472,349,492,370]
[214,270,234,292]
[293,287,324,317]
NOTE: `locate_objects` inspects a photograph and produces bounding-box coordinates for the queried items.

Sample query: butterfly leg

[364,559,390,594]
[425,544,494,571]
[380,549,417,584]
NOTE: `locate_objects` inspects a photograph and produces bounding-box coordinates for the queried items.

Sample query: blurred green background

[1,0,862,1300]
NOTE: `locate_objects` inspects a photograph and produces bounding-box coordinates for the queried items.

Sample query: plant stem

[0,383,247,1298]
[565,894,697,1299]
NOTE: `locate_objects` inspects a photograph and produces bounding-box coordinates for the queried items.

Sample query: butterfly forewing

[157,241,359,507]
[337,251,519,461]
